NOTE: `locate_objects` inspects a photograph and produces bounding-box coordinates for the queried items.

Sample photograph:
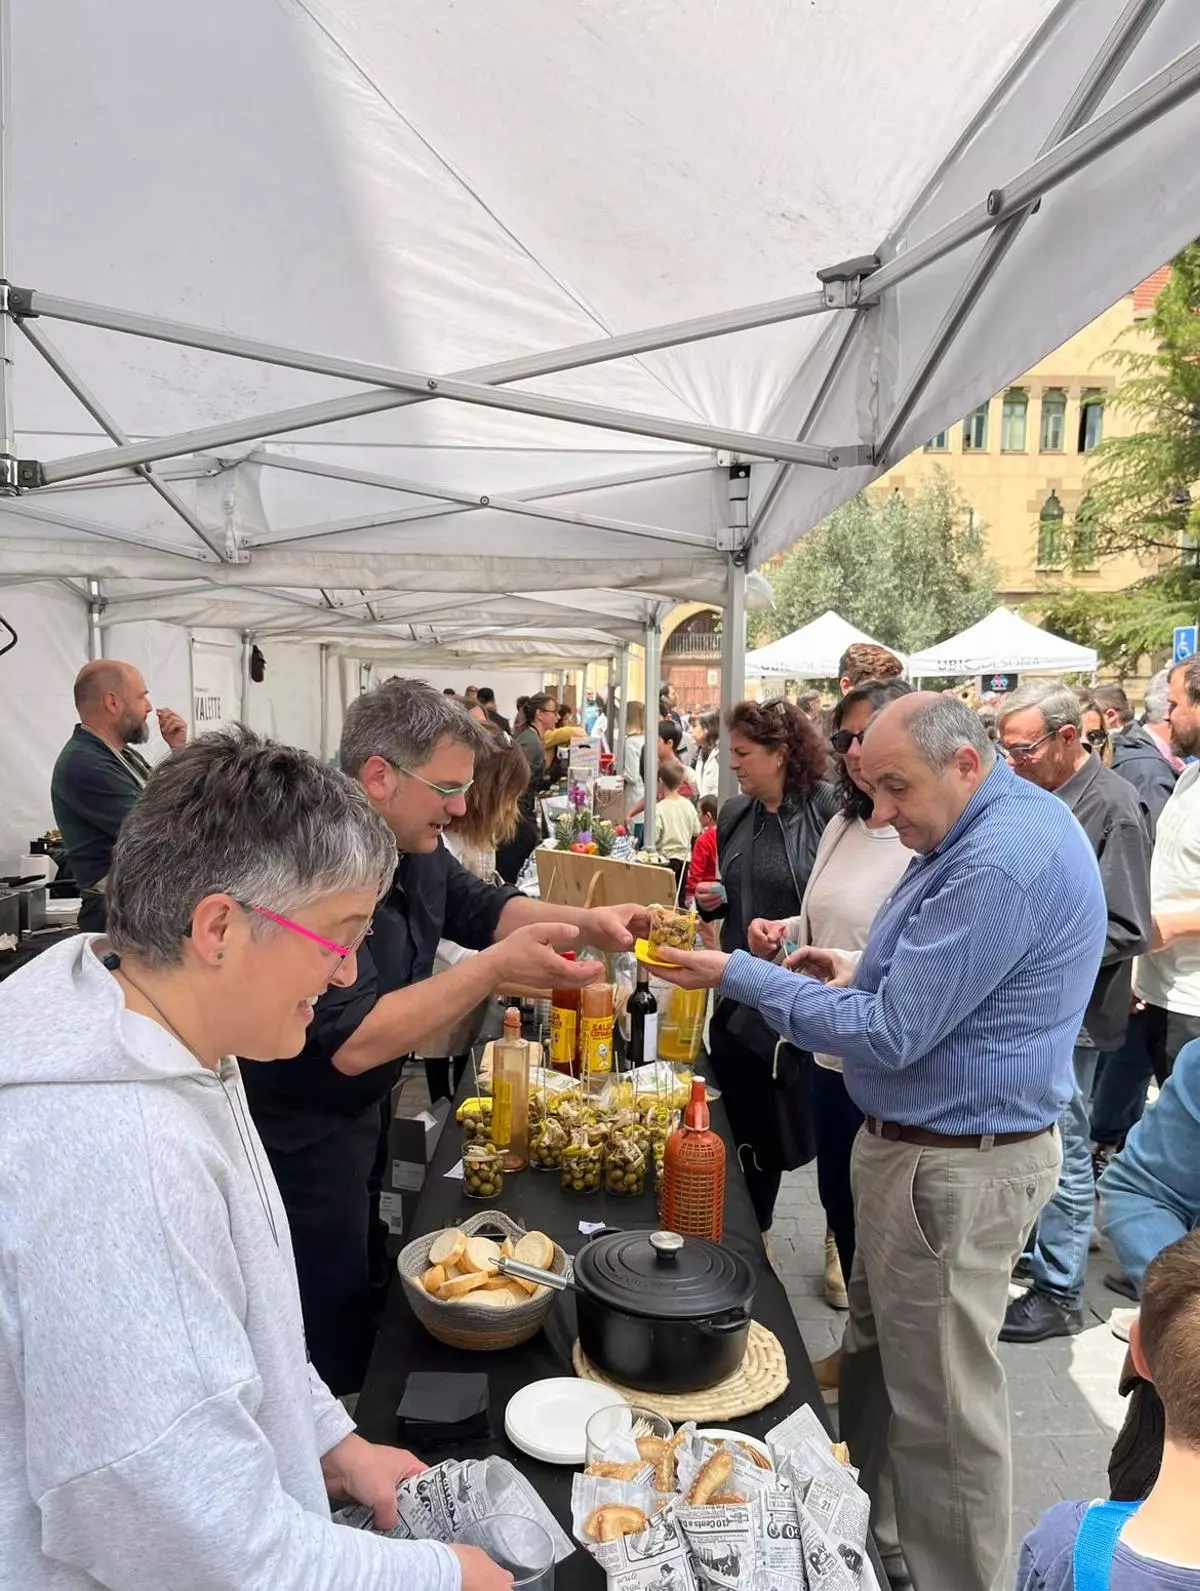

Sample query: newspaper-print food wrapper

[674,1426,776,1504]
[676,1499,760,1591]
[767,1406,883,1591]
[334,1455,574,1563]
[571,1473,698,1591]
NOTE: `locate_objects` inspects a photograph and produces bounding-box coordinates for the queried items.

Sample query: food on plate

[584,1505,651,1543]
[637,1429,685,1493]
[584,1461,647,1482]
[437,1270,489,1300]
[648,905,698,952]
[421,1264,447,1295]
[688,1447,734,1506]
[428,1228,467,1268]
[738,1441,774,1471]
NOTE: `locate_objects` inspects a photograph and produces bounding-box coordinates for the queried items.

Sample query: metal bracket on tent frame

[717,462,752,555]
[0,451,41,492]
[815,255,881,310]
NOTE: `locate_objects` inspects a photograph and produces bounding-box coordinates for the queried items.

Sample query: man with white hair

[1142,667,1186,773]
[51,660,188,931]
[994,680,1151,1344]
[652,693,1108,1591]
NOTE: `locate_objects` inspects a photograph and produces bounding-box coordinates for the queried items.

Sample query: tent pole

[86,579,103,661]
[615,646,629,779]
[2,499,212,560]
[606,654,617,753]
[642,617,662,852]
[718,564,747,805]
[319,645,330,761]
[0,0,12,466]
[239,632,252,723]
[36,385,855,487]
[876,0,1168,462]
[15,319,227,558]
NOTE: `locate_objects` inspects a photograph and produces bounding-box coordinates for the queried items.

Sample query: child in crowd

[688,795,719,903]
[654,760,700,897]
[1016,1228,1200,1590]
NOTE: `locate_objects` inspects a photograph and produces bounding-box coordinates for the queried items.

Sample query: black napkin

[396,1371,490,1446]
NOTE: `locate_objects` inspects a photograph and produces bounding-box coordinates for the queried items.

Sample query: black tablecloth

[356,1070,877,1588]
[0,927,77,983]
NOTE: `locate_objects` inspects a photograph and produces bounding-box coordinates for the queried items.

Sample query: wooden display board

[535,846,676,911]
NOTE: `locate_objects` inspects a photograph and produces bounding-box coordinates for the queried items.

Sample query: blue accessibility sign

[1173,625,1198,663]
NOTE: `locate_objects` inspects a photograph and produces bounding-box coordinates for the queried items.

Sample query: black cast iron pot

[501,1228,756,1394]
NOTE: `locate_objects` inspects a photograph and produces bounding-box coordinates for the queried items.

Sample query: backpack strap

[1072,1499,1141,1591]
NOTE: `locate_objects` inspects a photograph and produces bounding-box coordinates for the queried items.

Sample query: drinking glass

[584,1402,673,1467]
[455,1513,555,1591]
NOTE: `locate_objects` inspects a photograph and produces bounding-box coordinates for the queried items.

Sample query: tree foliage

[1035,563,1200,676]
[1082,241,1200,558]
[750,472,997,655]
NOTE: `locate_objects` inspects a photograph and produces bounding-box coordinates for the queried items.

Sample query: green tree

[1036,564,1200,675]
[751,472,997,656]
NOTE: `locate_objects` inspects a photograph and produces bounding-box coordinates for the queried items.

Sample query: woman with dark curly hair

[746,679,912,1331]
[693,698,836,1230]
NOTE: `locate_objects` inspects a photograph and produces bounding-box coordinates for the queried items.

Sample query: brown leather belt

[864,1116,1053,1151]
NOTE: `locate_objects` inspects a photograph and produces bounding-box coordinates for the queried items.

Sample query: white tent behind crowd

[907,606,1099,679]
[745,611,905,681]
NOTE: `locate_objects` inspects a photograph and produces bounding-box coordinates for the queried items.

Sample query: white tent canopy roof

[906,606,1098,677]
[745,611,904,680]
[0,0,1196,649]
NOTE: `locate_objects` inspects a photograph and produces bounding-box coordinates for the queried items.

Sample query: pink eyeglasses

[242,903,373,966]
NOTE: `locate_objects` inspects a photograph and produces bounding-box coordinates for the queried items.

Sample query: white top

[786,811,911,1071]
[1137,764,1200,1016]
[698,750,721,801]
[656,793,701,861]
[623,733,646,800]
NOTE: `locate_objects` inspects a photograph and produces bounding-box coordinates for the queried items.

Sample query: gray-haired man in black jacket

[996,679,1152,1343]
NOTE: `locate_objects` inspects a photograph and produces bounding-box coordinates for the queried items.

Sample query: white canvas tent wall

[1,0,1199,837]
[907,606,1099,678]
[744,611,905,681]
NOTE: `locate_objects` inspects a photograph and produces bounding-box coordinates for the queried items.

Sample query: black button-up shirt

[241,844,519,1151]
[50,725,152,931]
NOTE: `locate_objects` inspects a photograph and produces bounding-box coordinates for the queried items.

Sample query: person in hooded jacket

[1093,683,1178,839]
[0,730,512,1591]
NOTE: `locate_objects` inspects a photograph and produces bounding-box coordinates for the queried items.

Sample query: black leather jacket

[701,784,837,954]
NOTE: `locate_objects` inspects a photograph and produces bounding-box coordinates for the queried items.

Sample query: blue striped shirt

[719,759,1108,1134]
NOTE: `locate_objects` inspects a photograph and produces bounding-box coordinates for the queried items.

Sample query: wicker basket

[398,1209,569,1352]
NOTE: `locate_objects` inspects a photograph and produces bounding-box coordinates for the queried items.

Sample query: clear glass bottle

[491,1005,529,1172]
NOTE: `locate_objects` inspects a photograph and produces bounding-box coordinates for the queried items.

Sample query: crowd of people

[5,642,1200,1590]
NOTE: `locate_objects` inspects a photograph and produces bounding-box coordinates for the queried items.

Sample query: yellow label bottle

[550,1006,578,1070]
[579,983,615,1074]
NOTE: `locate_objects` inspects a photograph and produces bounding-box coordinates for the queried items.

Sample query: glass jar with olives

[459,1100,494,1152]
[560,1134,603,1195]
[462,1143,505,1200]
[530,1114,569,1170]
[605,1131,647,1196]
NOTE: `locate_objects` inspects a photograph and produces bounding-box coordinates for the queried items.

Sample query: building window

[1000,390,1028,452]
[1078,388,1105,452]
[962,403,989,451]
[1074,493,1098,568]
[1040,388,1066,452]
[1037,490,1065,568]
[924,431,949,452]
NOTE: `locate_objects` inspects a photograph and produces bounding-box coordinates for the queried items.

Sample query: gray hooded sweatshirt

[0,935,459,1591]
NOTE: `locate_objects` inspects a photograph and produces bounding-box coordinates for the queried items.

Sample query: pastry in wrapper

[648,905,698,952]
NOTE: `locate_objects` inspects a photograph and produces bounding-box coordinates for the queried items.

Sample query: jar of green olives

[462,1143,505,1200]
[605,1131,647,1196]
[530,1114,569,1170]
[560,1134,603,1195]
[460,1100,494,1151]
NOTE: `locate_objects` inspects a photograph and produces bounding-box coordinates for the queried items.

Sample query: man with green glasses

[242,677,649,1394]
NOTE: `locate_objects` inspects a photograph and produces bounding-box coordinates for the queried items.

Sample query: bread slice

[428,1228,467,1268]
[501,1237,515,1259]
[463,1236,502,1276]
[437,1270,488,1301]
[421,1264,447,1295]
[514,1230,553,1270]
[471,1285,517,1309]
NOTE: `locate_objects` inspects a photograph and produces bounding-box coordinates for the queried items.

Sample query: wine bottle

[627,964,659,1069]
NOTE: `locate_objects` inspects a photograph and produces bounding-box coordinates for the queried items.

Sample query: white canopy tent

[745,611,904,681]
[906,606,1099,679]
[1,0,1199,852]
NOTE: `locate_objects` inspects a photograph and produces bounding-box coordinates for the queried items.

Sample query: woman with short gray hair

[0,730,511,1591]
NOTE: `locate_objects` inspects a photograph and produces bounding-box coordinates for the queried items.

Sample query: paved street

[771,1158,1130,1568]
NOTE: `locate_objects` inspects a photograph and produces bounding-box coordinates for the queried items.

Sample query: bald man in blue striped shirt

[656,694,1107,1591]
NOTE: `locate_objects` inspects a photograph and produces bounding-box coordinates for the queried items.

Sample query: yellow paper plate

[634,937,680,968]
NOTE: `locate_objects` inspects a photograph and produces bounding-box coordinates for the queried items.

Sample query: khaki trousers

[839,1126,1061,1591]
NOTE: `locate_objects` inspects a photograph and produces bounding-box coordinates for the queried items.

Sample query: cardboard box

[382,1096,451,1246]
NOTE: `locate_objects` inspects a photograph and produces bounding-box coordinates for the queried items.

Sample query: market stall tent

[906,606,1099,679]
[745,611,905,681]
[1,0,1199,848]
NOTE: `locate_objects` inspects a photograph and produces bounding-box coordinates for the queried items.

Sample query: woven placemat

[571,1320,787,1421]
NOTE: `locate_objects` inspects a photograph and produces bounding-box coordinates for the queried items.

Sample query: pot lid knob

[649,1230,684,1263]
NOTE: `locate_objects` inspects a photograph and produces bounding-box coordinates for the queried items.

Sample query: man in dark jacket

[241,678,647,1393]
[50,660,188,930]
[475,685,510,736]
[997,680,1152,1342]
[1093,683,1177,838]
